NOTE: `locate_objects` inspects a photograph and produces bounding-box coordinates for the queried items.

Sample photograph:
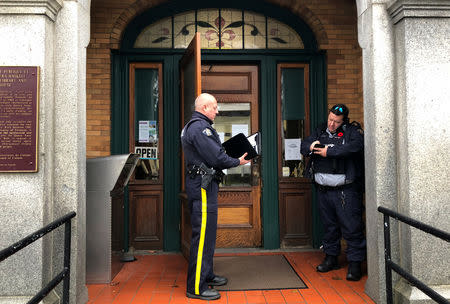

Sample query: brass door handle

[251,163,260,186]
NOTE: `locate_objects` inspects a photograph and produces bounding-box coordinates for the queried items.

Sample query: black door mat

[213,255,307,291]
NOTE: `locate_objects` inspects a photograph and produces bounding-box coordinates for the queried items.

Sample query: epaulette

[350,121,364,135]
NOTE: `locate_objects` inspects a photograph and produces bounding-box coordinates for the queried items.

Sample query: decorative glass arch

[134,9,304,49]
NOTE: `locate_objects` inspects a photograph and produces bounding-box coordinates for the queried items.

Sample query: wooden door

[180,33,202,257]
[179,34,261,254]
[128,62,164,250]
[201,64,261,248]
[277,63,312,247]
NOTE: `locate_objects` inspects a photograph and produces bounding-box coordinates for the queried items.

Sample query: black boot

[186,288,221,300]
[346,261,362,281]
[316,255,340,272]
[207,275,228,286]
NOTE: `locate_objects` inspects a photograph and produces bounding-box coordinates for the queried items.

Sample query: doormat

[213,255,307,291]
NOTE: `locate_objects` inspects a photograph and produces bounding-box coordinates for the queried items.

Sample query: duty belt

[315,183,354,192]
[187,163,225,186]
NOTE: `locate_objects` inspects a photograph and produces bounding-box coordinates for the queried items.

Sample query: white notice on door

[232,124,248,137]
[284,138,302,160]
[139,121,150,143]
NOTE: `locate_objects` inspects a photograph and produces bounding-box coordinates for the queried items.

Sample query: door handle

[251,162,260,186]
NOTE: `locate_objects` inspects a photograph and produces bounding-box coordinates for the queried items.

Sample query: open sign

[134,146,158,160]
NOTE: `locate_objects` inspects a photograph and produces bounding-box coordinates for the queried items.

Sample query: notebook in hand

[222,132,260,160]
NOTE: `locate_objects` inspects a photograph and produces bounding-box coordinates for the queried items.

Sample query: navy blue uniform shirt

[301,122,364,185]
[181,111,240,170]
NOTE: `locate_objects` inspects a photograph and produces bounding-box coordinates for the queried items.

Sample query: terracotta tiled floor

[87,251,375,304]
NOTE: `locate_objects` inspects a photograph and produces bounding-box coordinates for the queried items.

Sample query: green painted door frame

[111,49,327,251]
[111,0,328,251]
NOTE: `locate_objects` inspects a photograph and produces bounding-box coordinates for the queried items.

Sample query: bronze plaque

[0,66,39,172]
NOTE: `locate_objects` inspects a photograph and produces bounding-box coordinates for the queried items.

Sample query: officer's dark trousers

[317,184,366,262]
[186,178,218,295]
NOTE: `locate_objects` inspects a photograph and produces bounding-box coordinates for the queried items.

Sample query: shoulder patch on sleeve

[202,128,212,136]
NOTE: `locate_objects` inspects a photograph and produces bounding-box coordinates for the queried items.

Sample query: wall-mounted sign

[0,66,39,172]
[134,146,158,160]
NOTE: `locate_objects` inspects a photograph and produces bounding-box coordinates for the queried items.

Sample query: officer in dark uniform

[181,93,250,300]
[301,104,366,281]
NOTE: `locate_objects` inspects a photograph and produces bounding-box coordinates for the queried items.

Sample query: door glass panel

[281,68,306,178]
[134,68,160,180]
[214,102,251,187]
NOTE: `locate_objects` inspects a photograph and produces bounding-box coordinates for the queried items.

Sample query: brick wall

[87,0,363,158]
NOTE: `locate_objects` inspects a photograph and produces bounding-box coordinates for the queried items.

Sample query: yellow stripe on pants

[195,188,208,295]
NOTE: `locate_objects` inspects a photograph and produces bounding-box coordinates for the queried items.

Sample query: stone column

[386,1,450,303]
[0,0,89,303]
[53,0,90,302]
[356,0,399,303]
[358,0,450,303]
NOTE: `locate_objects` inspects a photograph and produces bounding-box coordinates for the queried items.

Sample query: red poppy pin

[338,132,344,137]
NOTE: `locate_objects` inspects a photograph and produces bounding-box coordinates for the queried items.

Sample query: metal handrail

[378,206,450,304]
[0,211,76,304]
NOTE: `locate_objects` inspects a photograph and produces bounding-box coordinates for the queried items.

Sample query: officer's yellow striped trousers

[194,188,208,294]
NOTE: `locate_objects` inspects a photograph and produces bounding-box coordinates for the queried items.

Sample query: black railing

[0,211,76,304]
[378,206,450,304]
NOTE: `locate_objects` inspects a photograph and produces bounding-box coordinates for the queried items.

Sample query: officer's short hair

[330,104,349,124]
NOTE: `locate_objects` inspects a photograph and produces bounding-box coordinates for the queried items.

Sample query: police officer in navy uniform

[301,104,366,281]
[181,93,251,300]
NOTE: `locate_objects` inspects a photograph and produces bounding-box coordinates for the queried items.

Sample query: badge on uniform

[202,128,212,136]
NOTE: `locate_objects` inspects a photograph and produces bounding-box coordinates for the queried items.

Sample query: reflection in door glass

[281,67,306,178]
[133,68,160,180]
[214,102,251,187]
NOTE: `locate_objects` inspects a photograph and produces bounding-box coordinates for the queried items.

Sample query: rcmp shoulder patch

[202,128,212,136]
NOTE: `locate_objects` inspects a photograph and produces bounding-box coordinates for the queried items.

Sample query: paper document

[139,121,150,143]
[284,138,302,160]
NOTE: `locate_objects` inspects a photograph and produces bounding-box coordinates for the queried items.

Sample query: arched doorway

[111,2,327,252]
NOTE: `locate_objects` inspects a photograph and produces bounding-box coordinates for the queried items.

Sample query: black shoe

[207,275,228,286]
[186,289,221,300]
[316,255,340,273]
[346,261,362,281]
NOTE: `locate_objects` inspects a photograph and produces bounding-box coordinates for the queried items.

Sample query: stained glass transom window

[133,9,304,49]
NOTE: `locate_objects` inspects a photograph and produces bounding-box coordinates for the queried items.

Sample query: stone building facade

[0,0,449,303]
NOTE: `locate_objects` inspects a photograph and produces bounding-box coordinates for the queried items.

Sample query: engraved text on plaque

[0,66,39,172]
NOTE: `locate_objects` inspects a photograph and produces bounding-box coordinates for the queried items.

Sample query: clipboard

[222,132,261,160]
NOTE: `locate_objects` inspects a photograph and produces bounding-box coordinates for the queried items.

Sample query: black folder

[222,132,260,160]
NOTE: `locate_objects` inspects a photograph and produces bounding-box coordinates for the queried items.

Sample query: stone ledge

[388,0,450,24]
[0,297,32,304]
[0,291,60,304]
[0,0,63,22]
[395,279,450,304]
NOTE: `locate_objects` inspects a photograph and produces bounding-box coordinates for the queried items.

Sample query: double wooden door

[127,34,312,251]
